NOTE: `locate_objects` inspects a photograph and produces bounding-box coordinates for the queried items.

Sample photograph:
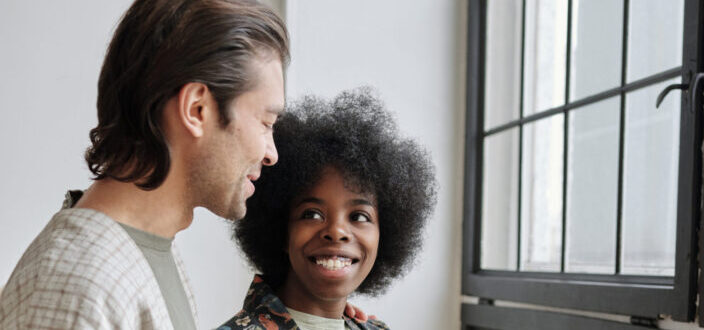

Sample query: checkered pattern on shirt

[0,207,196,329]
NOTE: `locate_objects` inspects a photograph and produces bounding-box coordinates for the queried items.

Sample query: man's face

[192,58,284,220]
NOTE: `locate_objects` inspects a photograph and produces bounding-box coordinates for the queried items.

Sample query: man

[0,0,288,328]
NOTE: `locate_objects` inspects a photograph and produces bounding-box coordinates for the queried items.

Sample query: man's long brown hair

[85,0,289,189]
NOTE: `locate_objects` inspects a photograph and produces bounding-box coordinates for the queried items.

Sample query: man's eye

[301,210,323,220]
[350,212,371,222]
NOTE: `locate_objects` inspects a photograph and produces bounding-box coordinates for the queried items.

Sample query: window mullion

[615,0,630,275]
[561,0,574,274]
[516,0,527,271]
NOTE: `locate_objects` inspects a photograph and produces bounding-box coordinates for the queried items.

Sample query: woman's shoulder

[216,310,258,330]
[218,275,298,329]
[218,307,297,330]
[345,316,390,330]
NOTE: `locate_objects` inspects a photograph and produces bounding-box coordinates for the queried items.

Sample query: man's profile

[0,0,288,328]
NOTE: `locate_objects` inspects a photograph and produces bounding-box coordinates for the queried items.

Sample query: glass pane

[481,128,520,270]
[523,0,568,116]
[621,79,680,276]
[484,0,523,130]
[565,97,620,274]
[569,0,623,101]
[626,0,684,82]
[520,114,564,272]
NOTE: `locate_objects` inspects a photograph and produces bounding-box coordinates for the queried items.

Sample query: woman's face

[285,167,380,303]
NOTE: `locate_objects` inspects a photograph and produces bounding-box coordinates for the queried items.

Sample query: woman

[219,88,437,329]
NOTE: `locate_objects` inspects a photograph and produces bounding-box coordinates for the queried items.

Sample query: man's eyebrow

[266,105,285,117]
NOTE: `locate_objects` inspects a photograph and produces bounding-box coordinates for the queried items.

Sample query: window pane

[520,114,564,272]
[481,128,520,271]
[565,97,620,274]
[621,79,680,276]
[523,0,568,116]
[626,0,684,82]
[484,0,522,130]
[569,0,623,101]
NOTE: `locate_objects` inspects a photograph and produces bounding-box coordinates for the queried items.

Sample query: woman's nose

[321,215,350,242]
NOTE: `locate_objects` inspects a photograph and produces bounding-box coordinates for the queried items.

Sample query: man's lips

[244,180,255,196]
[245,173,259,196]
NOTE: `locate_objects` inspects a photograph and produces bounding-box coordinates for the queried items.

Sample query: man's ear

[177,82,215,138]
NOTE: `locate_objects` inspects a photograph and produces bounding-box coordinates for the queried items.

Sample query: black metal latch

[656,72,704,110]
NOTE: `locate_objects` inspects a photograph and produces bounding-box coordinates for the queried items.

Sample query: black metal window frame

[462,0,704,326]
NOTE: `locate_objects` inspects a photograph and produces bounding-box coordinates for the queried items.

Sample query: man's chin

[223,205,247,221]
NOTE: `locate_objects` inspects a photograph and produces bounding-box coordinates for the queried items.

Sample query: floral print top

[217,275,390,330]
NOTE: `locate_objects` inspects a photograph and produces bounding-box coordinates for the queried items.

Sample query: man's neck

[74,178,193,238]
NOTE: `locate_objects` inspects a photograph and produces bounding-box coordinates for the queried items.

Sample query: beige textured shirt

[118,223,196,330]
[0,191,197,329]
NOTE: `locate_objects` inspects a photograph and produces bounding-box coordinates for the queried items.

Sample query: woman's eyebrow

[295,197,324,207]
[348,199,374,207]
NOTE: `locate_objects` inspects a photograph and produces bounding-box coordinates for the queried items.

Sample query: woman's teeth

[315,257,352,270]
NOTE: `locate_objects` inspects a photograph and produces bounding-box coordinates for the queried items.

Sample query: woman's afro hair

[233,87,437,295]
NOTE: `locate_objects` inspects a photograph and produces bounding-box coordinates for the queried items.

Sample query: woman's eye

[301,210,323,220]
[350,212,371,222]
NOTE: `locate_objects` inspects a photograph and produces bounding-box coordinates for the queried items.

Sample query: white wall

[284,1,466,329]
[0,1,466,329]
[0,2,131,287]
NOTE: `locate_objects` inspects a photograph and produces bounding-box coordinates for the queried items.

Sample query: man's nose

[262,136,278,166]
